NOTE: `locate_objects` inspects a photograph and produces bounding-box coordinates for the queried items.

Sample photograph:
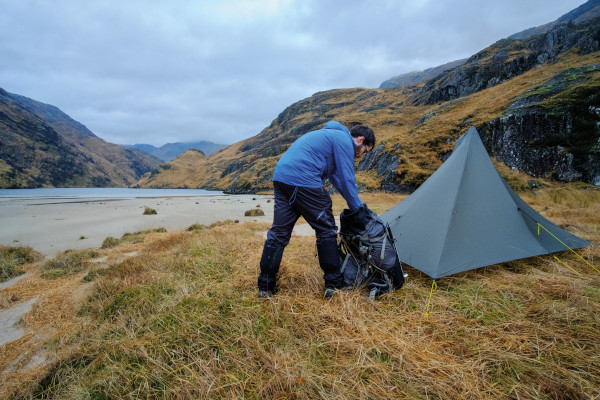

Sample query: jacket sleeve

[329,138,363,211]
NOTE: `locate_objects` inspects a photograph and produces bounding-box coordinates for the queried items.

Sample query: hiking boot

[324,288,336,299]
[258,290,275,299]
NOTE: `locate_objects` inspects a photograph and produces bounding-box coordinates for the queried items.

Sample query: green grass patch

[448,281,523,324]
[41,250,96,279]
[100,285,176,322]
[0,245,42,282]
[82,268,108,283]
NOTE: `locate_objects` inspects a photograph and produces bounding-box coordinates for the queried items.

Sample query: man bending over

[258,121,374,299]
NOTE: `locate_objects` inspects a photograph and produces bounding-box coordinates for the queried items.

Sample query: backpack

[339,204,406,299]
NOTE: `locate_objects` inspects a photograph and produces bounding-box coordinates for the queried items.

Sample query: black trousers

[266,181,337,245]
[258,181,343,292]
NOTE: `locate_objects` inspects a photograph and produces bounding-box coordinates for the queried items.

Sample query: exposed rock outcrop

[480,110,600,185]
[476,64,600,185]
[358,142,404,192]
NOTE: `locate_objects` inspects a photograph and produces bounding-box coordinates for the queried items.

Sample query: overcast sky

[0,0,587,146]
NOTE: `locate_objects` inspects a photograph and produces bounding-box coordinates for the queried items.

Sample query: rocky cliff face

[480,112,599,184]
[357,142,406,192]
[479,66,600,185]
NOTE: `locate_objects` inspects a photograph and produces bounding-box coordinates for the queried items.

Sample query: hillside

[139,15,600,193]
[0,90,162,188]
[135,148,208,189]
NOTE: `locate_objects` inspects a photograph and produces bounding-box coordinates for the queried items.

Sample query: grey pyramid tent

[381,127,591,279]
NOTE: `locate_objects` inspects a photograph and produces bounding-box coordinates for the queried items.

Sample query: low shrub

[143,207,157,215]
[244,208,265,216]
[102,237,120,249]
[187,223,207,231]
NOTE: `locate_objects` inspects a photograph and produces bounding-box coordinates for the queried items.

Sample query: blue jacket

[272,121,362,211]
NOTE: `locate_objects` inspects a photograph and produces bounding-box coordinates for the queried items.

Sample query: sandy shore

[0,193,284,257]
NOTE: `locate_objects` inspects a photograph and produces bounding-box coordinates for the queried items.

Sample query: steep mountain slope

[0,90,162,188]
[139,15,600,193]
[126,141,226,161]
[0,89,92,187]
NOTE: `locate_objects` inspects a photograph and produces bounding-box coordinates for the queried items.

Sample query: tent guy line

[536,221,598,273]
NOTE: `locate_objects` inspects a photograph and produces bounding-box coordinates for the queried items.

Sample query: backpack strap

[361,234,387,243]
[340,253,351,273]
[359,232,389,264]
[380,232,387,262]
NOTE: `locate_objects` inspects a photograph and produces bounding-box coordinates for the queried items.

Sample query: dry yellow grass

[1,189,599,399]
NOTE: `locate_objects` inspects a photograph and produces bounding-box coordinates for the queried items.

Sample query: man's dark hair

[349,124,375,148]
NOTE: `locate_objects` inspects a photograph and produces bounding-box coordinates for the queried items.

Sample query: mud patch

[0,298,37,346]
[0,273,28,290]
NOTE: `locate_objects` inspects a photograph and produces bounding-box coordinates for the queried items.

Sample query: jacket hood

[323,121,349,134]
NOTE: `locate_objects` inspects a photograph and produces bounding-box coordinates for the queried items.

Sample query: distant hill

[139,8,600,193]
[379,58,468,89]
[126,141,226,161]
[0,89,162,188]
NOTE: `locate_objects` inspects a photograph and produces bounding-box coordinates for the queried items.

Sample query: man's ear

[354,136,365,145]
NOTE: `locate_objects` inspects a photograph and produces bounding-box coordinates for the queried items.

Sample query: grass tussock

[41,250,98,280]
[2,189,600,399]
[102,227,168,249]
[143,206,158,215]
[0,245,42,283]
[245,208,265,216]
[187,219,238,232]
